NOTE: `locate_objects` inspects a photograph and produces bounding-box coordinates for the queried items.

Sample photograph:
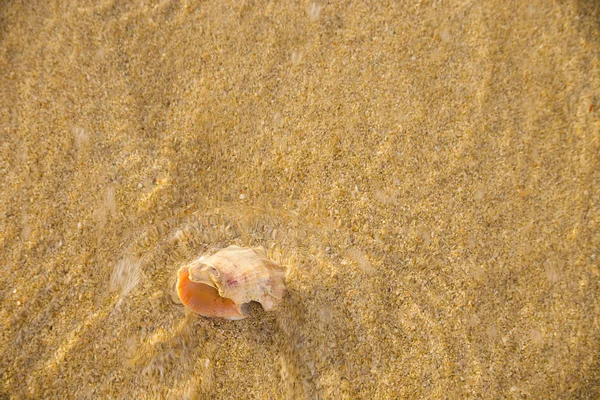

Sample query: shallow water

[1,1,599,399]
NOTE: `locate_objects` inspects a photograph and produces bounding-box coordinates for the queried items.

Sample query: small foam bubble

[306,2,321,21]
[18,143,28,163]
[105,186,117,216]
[544,260,559,283]
[486,325,498,340]
[274,112,284,128]
[291,50,303,65]
[530,329,543,344]
[110,256,141,299]
[439,27,451,43]
[468,314,480,327]
[474,189,484,201]
[21,211,31,241]
[346,247,374,274]
[73,127,89,151]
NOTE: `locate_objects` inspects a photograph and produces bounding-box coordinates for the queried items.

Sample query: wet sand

[1,1,599,398]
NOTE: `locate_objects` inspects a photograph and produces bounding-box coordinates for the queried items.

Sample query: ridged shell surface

[187,245,286,317]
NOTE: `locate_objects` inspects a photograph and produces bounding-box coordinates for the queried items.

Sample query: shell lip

[188,263,218,286]
[176,266,248,320]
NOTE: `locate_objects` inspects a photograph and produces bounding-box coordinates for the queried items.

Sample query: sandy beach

[1,0,599,398]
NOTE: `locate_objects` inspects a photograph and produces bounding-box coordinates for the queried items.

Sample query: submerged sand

[1,1,599,398]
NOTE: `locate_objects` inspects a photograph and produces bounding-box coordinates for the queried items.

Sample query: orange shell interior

[177,266,245,319]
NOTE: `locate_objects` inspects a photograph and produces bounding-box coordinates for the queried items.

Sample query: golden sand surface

[1,1,599,398]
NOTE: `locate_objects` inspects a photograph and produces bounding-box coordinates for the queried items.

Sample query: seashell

[176,245,286,320]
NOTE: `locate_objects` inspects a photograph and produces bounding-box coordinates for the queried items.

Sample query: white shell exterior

[188,245,286,315]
